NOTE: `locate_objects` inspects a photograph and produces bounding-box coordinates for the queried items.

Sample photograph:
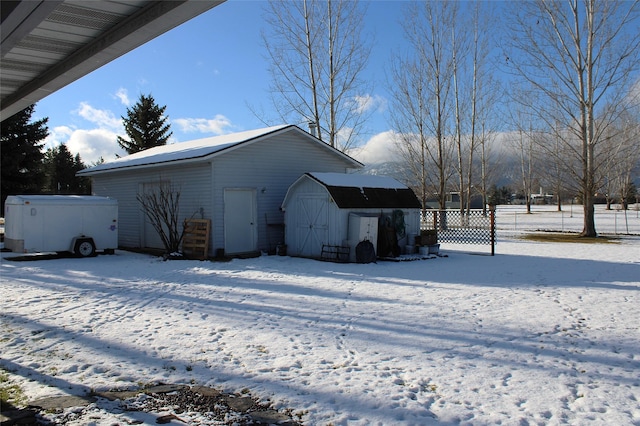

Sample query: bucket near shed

[419,244,440,255]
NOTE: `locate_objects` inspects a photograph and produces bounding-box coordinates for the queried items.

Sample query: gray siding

[88,130,355,254]
[211,132,353,254]
[91,164,211,249]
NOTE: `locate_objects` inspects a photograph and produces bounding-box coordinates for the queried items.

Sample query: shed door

[224,188,257,254]
[296,195,328,257]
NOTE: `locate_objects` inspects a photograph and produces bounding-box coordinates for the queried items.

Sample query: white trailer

[4,195,118,257]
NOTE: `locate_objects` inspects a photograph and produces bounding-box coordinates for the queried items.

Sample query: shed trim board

[82,125,362,255]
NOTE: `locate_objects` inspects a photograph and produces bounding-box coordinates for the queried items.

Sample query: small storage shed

[281,172,422,261]
[78,125,362,255]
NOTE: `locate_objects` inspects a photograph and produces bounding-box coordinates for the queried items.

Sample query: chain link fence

[421,208,496,255]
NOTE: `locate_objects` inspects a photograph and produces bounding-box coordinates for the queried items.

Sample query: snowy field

[1,204,639,425]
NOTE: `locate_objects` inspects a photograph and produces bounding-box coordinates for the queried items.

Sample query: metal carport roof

[1,0,225,119]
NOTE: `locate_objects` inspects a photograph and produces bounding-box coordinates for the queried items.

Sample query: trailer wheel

[74,239,96,257]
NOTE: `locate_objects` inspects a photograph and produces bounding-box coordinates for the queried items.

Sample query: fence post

[490,204,496,256]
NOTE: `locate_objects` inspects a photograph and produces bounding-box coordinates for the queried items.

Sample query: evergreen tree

[43,144,90,194]
[1,105,48,211]
[117,94,172,154]
[487,185,513,205]
[74,154,91,194]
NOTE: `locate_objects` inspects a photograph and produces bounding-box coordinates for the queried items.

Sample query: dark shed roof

[305,172,422,209]
[325,186,422,209]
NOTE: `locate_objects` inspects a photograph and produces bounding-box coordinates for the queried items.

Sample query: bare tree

[390,1,502,217]
[504,0,640,236]
[518,127,536,213]
[261,0,372,151]
[389,55,442,214]
[456,2,501,215]
[476,121,503,214]
[544,122,574,211]
[450,2,468,216]
[389,1,459,211]
[137,181,192,256]
[600,107,640,210]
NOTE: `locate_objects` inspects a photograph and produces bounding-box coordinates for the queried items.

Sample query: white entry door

[224,188,257,254]
[296,195,328,257]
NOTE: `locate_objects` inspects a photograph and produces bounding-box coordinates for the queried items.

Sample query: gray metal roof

[77,125,364,176]
[1,0,224,119]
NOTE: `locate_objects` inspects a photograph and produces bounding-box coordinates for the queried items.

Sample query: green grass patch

[520,232,619,244]
[0,369,27,407]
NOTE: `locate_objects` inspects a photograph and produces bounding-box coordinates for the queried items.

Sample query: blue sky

[32,1,640,169]
[35,1,413,166]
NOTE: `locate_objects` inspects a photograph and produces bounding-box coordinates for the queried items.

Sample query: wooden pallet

[321,244,350,263]
[182,219,211,260]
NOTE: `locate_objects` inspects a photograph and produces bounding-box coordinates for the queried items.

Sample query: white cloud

[75,102,122,131]
[173,115,233,134]
[45,125,125,165]
[67,128,126,164]
[352,94,387,114]
[113,88,130,106]
[349,130,400,165]
[40,102,127,165]
[44,126,74,151]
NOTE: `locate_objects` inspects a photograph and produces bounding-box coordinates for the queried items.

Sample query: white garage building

[78,125,362,256]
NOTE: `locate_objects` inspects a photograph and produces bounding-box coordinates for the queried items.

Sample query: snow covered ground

[1,204,639,425]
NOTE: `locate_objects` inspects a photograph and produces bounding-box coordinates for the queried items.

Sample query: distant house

[281,172,422,260]
[78,125,362,255]
[424,192,484,210]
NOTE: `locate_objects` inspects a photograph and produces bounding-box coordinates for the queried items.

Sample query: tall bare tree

[504,0,640,236]
[477,121,503,214]
[390,1,502,216]
[518,127,537,213]
[389,1,458,211]
[599,107,640,210]
[261,0,371,151]
[450,2,469,215]
[453,2,500,215]
[389,54,441,214]
[544,121,574,211]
